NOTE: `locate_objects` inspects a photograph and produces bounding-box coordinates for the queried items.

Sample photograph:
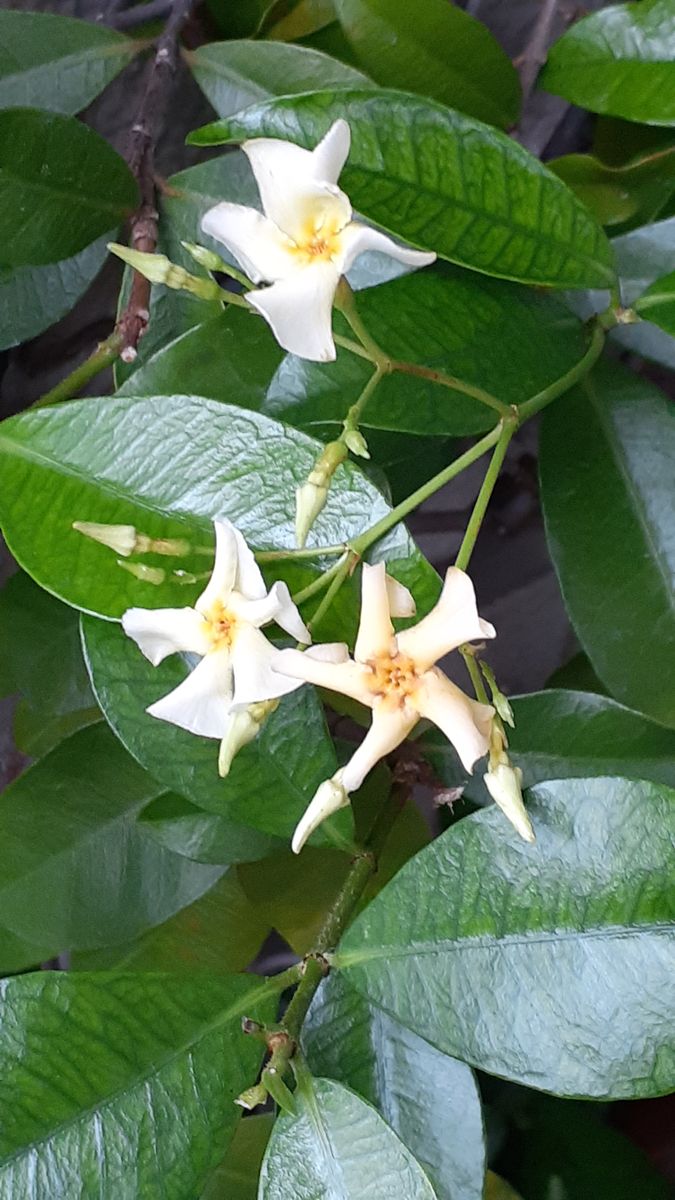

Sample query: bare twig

[515,0,560,103]
[112,0,174,30]
[116,0,197,361]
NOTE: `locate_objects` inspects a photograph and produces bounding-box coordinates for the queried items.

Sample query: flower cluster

[122,520,533,851]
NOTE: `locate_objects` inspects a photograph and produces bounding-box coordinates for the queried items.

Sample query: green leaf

[267,0,337,41]
[0,10,139,114]
[264,265,589,438]
[239,848,351,953]
[592,215,675,370]
[205,0,274,38]
[334,0,520,128]
[187,89,615,289]
[338,777,675,1099]
[0,393,437,622]
[72,871,271,973]
[421,689,675,797]
[0,723,225,973]
[12,699,101,759]
[83,615,351,848]
[546,651,608,695]
[549,148,675,230]
[139,793,281,864]
[541,0,675,126]
[0,971,274,1199]
[0,108,137,267]
[189,38,371,118]
[201,1114,274,1199]
[0,234,108,351]
[304,973,485,1200]
[635,266,675,333]
[540,361,675,727]
[259,1076,438,1198]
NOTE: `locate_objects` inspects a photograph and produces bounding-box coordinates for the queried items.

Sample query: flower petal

[397,567,495,670]
[232,581,310,642]
[291,769,349,855]
[146,647,233,737]
[201,202,294,283]
[122,606,210,665]
[484,763,535,844]
[274,646,373,706]
[354,562,396,662]
[338,221,437,276]
[385,573,416,619]
[341,705,417,793]
[230,623,304,707]
[243,122,350,234]
[246,263,339,362]
[195,520,239,614]
[311,119,351,185]
[416,668,493,773]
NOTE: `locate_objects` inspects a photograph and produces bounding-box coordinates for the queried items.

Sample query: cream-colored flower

[275,562,496,851]
[122,519,310,739]
[484,761,534,844]
[201,119,436,363]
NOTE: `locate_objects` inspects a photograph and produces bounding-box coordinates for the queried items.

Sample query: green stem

[342,365,383,437]
[334,333,375,363]
[292,551,351,607]
[389,358,510,419]
[306,551,358,633]
[461,647,490,704]
[335,280,389,366]
[256,544,346,563]
[454,423,514,572]
[517,320,605,422]
[32,333,123,408]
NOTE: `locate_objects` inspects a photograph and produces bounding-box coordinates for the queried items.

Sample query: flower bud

[295,441,348,547]
[117,561,166,585]
[291,770,349,854]
[72,521,138,557]
[107,243,221,301]
[484,761,535,844]
[218,700,280,778]
[180,240,228,273]
[480,661,514,727]
[343,428,370,459]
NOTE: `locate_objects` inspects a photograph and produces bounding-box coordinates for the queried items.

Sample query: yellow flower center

[205,600,237,649]
[291,203,344,265]
[364,651,420,708]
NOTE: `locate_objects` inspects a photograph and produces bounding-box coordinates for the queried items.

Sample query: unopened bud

[480,661,514,727]
[73,521,137,557]
[180,240,228,273]
[117,560,166,585]
[295,441,348,547]
[218,700,280,778]
[484,761,534,844]
[235,1083,268,1111]
[107,243,221,301]
[291,769,349,854]
[343,428,370,458]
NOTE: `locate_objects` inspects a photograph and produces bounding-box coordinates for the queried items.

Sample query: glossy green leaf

[0,393,438,622]
[635,266,675,333]
[549,148,675,230]
[546,651,607,695]
[540,361,675,726]
[12,700,101,759]
[339,777,675,1099]
[304,972,485,1200]
[0,234,108,351]
[72,871,271,973]
[264,265,588,438]
[334,0,520,128]
[83,614,350,848]
[0,971,273,1199]
[139,793,281,864]
[421,689,675,798]
[267,0,337,41]
[239,848,351,953]
[259,1076,438,1198]
[0,723,224,973]
[205,0,273,38]
[541,0,675,126]
[189,38,371,118]
[0,108,137,267]
[0,10,139,114]
[202,1114,274,1199]
[188,90,615,288]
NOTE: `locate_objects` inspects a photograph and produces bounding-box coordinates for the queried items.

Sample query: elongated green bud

[295,441,348,547]
[180,240,229,273]
[73,521,193,558]
[107,243,222,301]
[218,700,280,778]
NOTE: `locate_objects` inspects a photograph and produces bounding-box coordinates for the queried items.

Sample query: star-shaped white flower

[122,519,310,741]
[201,119,436,363]
[274,562,496,851]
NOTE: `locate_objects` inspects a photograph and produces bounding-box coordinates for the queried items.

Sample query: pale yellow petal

[341,704,417,793]
[354,562,396,663]
[416,668,493,773]
[274,646,373,706]
[397,567,495,670]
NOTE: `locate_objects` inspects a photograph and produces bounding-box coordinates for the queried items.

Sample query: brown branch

[515,0,561,104]
[116,0,197,361]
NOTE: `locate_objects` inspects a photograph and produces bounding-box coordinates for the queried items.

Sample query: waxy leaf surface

[139,793,282,865]
[0,234,108,351]
[188,89,615,288]
[339,777,675,1098]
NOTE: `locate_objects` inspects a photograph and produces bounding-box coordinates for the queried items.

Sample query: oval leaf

[0,971,273,1199]
[259,1076,438,1198]
[338,777,675,1099]
[334,0,520,128]
[139,793,282,865]
[0,234,108,351]
[541,0,675,126]
[188,89,615,289]
[540,361,675,727]
[0,108,137,267]
[635,266,675,333]
[0,10,138,114]
[304,972,485,1200]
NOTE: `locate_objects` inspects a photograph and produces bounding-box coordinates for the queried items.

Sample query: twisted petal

[397,567,495,670]
[341,705,418,793]
[246,262,339,362]
[275,646,372,706]
[416,668,493,773]
[232,581,310,642]
[338,221,437,276]
[229,522,267,600]
[146,647,233,737]
[244,120,351,233]
[354,562,395,662]
[122,606,210,665]
[310,119,351,185]
[230,623,304,708]
[291,769,349,855]
[385,574,416,618]
[201,202,294,284]
[196,520,239,613]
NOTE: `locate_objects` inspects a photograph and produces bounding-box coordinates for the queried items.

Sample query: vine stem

[31,334,124,409]
[454,422,514,572]
[256,544,346,563]
[389,358,510,418]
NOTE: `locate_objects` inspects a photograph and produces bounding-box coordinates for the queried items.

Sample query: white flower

[122,519,310,739]
[274,562,496,852]
[484,761,535,844]
[201,119,436,363]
